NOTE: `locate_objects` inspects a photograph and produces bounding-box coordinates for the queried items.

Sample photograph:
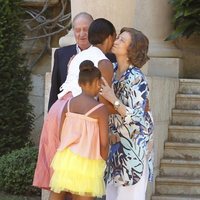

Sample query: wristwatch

[113,100,121,110]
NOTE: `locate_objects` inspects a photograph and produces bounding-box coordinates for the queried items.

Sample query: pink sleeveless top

[58,99,104,160]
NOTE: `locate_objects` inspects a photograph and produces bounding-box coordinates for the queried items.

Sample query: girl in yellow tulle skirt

[49,60,109,200]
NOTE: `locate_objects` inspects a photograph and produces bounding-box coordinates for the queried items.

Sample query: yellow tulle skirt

[50,148,106,197]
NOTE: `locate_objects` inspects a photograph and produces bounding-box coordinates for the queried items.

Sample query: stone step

[152,194,200,200]
[176,94,200,110]
[179,79,200,94]
[152,79,200,200]
[172,109,200,126]
[168,125,200,143]
[155,176,200,195]
[160,159,200,177]
[164,142,200,160]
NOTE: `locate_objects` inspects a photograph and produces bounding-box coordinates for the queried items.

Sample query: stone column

[132,0,180,57]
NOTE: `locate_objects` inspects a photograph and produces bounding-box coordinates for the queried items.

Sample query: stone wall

[29,74,44,145]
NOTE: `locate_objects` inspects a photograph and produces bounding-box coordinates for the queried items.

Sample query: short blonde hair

[120,27,149,68]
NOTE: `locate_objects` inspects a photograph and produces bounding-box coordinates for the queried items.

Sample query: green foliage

[166,0,200,40]
[0,0,34,155]
[0,146,40,196]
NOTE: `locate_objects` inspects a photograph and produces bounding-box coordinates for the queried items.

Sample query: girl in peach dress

[49,60,109,200]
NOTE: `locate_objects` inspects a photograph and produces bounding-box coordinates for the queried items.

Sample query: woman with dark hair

[58,18,116,99]
[100,28,154,200]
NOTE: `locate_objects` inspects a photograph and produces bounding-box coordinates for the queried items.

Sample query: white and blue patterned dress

[105,63,154,187]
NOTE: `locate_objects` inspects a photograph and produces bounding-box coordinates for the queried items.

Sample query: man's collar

[76,44,92,53]
[76,44,81,53]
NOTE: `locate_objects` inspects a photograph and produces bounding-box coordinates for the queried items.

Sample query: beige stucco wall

[70,0,181,59]
[72,0,134,32]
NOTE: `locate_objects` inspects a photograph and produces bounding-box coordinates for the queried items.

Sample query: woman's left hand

[100,77,117,104]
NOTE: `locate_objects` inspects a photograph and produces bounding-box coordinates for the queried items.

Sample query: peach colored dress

[50,99,106,198]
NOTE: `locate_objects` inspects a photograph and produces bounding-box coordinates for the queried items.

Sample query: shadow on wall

[175,34,200,79]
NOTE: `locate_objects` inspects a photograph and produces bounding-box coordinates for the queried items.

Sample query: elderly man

[48,12,93,110]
